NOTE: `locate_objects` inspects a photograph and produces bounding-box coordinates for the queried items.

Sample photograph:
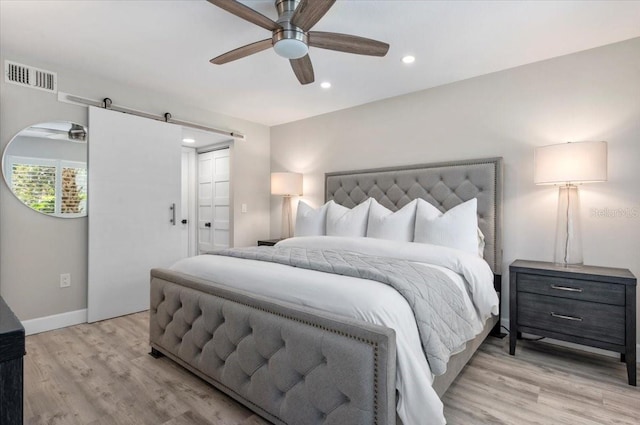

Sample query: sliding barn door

[88,106,183,322]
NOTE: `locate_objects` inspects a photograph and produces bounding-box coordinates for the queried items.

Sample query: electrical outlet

[241,203,247,213]
[60,273,71,288]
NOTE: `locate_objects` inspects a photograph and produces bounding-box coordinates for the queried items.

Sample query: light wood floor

[24,312,639,425]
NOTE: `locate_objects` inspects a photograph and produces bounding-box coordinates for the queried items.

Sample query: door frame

[182,146,197,257]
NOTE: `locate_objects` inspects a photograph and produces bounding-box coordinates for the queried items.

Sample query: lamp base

[554,185,583,265]
[281,196,293,239]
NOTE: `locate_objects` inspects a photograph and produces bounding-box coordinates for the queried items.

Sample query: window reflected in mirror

[2,122,88,218]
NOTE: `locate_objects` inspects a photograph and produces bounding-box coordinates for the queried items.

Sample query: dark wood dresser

[509,259,636,386]
[0,296,25,424]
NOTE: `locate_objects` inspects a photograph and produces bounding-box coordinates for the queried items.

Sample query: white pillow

[477,227,486,258]
[414,198,479,255]
[366,199,417,242]
[326,199,372,237]
[294,201,329,236]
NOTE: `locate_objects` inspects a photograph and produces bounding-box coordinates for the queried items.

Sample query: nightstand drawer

[518,292,625,345]
[518,273,625,306]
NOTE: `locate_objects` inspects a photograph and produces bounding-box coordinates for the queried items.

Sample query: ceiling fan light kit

[273,24,309,59]
[207,0,390,85]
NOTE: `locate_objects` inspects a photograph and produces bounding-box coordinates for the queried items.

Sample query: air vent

[4,60,57,93]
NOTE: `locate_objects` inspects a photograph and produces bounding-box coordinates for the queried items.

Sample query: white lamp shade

[271,172,303,196]
[534,141,607,185]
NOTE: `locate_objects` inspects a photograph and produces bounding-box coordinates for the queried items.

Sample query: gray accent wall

[270,38,640,342]
[0,51,271,321]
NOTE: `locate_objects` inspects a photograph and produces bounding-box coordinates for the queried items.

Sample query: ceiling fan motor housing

[273,0,308,59]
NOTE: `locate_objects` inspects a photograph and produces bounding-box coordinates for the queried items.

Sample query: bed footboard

[149,268,397,425]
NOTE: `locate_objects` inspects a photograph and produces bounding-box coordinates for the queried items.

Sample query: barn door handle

[205,222,211,228]
[181,219,188,224]
[170,203,176,225]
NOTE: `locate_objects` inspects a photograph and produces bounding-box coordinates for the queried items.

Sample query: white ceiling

[1,1,639,127]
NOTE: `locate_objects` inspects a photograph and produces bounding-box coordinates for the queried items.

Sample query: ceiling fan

[207,0,390,85]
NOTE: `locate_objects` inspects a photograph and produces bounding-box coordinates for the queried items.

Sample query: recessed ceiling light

[402,55,416,64]
[320,81,331,89]
[182,138,195,143]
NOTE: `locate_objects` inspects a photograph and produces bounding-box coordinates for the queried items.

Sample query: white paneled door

[198,148,230,253]
[88,106,183,323]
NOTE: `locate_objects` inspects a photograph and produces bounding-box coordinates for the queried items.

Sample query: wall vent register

[4,60,57,93]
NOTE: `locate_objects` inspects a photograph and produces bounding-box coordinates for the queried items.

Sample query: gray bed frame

[149,157,503,425]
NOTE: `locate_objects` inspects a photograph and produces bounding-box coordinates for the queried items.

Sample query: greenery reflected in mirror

[2,122,88,218]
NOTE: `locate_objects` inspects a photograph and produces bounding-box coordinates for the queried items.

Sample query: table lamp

[534,141,607,265]
[271,172,303,239]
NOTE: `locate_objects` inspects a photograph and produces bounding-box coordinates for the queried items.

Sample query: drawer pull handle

[550,284,583,293]
[550,312,583,322]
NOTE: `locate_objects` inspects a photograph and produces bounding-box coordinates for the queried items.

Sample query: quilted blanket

[212,246,477,375]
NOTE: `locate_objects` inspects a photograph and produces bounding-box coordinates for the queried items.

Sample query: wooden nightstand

[257,239,283,246]
[509,259,636,386]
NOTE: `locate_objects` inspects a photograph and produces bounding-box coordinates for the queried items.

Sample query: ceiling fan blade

[290,0,336,32]
[207,0,281,31]
[210,39,272,65]
[290,55,315,85]
[309,31,389,57]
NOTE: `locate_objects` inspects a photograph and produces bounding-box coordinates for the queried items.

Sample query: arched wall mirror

[2,121,88,218]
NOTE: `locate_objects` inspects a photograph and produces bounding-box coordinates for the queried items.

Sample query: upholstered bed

[149,157,503,425]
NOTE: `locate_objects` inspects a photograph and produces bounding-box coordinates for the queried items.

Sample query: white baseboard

[22,309,87,336]
[501,318,640,363]
[19,311,640,362]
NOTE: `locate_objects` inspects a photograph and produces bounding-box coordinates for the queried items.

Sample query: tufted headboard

[325,157,503,275]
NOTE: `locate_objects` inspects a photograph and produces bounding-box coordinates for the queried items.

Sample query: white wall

[0,51,271,321]
[271,38,640,339]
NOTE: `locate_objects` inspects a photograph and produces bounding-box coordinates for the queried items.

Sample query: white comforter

[170,236,499,425]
